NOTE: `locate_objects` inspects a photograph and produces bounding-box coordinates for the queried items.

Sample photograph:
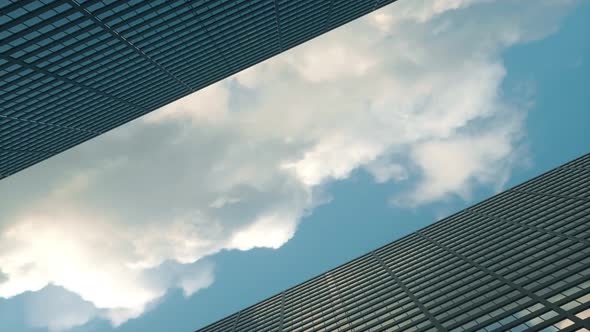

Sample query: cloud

[393,112,525,206]
[24,285,98,332]
[378,0,492,25]
[229,212,299,251]
[0,0,574,330]
[19,260,214,331]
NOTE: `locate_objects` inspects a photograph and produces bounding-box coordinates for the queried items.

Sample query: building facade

[0,0,397,179]
[197,154,590,332]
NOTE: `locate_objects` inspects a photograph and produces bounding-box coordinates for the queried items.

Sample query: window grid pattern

[0,0,398,179]
[196,154,590,332]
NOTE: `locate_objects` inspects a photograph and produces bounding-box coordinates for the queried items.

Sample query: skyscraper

[0,0,397,179]
[196,154,590,332]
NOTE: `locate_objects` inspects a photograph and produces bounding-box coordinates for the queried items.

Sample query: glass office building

[0,0,397,179]
[196,154,590,332]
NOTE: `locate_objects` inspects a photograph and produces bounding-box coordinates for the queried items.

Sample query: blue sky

[0,0,589,331]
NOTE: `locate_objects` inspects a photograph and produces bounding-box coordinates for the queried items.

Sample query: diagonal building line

[466,208,590,246]
[272,0,284,51]
[0,1,60,33]
[230,310,242,332]
[560,166,590,171]
[0,146,56,155]
[66,0,193,93]
[371,251,446,331]
[0,2,105,55]
[0,0,36,16]
[373,0,383,10]
[323,272,352,329]
[0,113,100,135]
[324,0,335,30]
[0,54,143,134]
[278,291,286,331]
[509,189,590,203]
[184,0,248,74]
[416,232,589,328]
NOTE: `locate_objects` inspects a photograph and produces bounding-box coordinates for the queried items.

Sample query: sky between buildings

[0,0,589,331]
